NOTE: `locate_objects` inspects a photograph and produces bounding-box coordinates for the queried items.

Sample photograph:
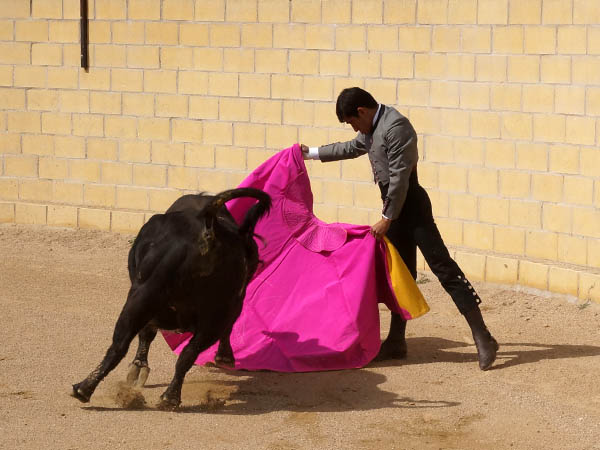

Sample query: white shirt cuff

[307,147,320,160]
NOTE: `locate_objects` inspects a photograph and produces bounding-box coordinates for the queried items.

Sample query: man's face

[343,107,373,134]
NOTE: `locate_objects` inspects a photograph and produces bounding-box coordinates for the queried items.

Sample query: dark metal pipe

[80,0,89,72]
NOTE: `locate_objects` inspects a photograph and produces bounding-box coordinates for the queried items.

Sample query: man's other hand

[370,217,392,240]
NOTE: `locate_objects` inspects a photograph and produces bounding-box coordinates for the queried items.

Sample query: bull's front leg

[158,331,218,410]
[215,333,234,367]
[72,287,155,403]
[214,295,244,368]
[72,329,137,403]
[126,323,158,388]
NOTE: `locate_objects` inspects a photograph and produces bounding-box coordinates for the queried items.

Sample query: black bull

[72,188,271,409]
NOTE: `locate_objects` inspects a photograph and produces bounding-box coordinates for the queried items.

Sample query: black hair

[335,87,378,122]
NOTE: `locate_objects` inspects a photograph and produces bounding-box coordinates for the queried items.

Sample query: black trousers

[380,171,481,315]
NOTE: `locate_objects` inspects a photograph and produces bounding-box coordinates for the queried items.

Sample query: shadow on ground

[371,337,600,370]
[82,338,600,414]
[84,366,460,414]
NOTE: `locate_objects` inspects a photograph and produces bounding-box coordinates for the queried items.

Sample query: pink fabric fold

[282,171,347,252]
[163,144,420,372]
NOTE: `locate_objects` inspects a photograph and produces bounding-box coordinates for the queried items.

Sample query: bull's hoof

[136,366,150,387]
[214,353,235,369]
[126,361,150,387]
[373,339,408,362]
[71,383,91,403]
[158,394,180,411]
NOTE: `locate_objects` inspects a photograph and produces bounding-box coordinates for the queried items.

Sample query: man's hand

[300,144,309,159]
[371,217,392,240]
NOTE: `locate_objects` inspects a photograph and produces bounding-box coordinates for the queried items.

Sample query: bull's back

[166,194,212,213]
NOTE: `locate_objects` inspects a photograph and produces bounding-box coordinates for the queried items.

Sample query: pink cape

[163,144,427,372]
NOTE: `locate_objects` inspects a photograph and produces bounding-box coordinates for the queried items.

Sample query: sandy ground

[1,223,599,450]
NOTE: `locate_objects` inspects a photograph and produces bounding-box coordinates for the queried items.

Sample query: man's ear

[356,106,367,117]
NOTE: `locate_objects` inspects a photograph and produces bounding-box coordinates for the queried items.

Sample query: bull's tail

[205,188,271,236]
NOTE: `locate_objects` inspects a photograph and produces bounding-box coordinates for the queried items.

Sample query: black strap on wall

[80,0,89,71]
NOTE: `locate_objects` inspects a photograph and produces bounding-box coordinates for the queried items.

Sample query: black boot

[464,307,498,370]
[375,312,407,361]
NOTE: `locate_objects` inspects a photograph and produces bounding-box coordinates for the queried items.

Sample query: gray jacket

[318,105,419,220]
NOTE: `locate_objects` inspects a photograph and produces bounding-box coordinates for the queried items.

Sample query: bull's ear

[198,225,215,255]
